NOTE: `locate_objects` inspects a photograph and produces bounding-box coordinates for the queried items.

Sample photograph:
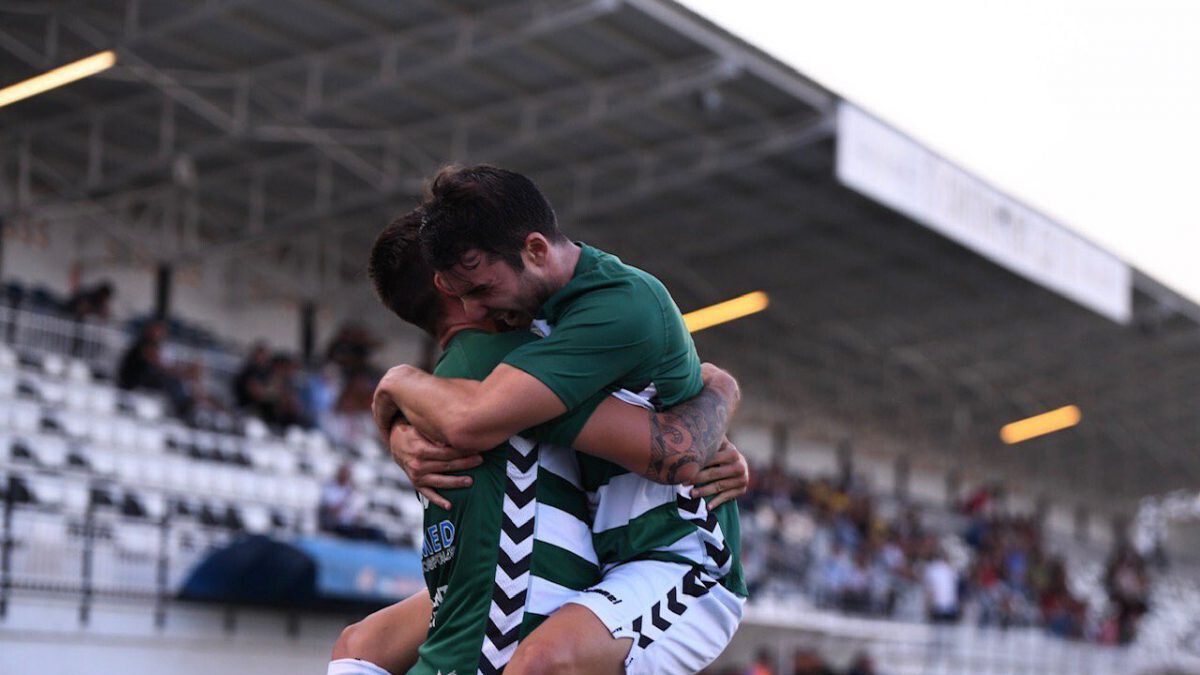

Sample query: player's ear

[523,233,550,267]
[433,272,455,297]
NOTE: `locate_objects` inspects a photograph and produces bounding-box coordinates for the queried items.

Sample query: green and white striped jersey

[410,330,599,675]
[509,243,747,598]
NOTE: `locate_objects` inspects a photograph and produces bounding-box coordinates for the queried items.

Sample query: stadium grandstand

[1,1,1198,674]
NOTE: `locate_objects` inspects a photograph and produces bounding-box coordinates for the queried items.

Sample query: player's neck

[546,240,582,291]
[437,318,489,349]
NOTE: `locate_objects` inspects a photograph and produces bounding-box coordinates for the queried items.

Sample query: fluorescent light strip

[0,51,117,109]
[1000,405,1081,444]
[683,291,770,333]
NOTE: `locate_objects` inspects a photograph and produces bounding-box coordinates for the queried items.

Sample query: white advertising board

[836,102,1131,324]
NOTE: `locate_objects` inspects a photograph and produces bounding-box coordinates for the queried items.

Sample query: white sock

[327,658,392,675]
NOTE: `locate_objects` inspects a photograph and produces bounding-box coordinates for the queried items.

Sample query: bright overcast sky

[679,0,1200,304]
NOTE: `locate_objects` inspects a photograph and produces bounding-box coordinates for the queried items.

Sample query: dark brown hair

[367,208,441,336]
[419,164,565,272]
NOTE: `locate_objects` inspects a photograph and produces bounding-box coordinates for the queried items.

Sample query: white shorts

[567,560,745,675]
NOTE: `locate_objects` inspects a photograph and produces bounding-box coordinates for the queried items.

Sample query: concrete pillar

[1074,504,1090,543]
[893,454,910,502]
[300,301,316,364]
[153,263,173,319]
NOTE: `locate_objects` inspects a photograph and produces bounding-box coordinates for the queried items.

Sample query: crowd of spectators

[704,647,879,675]
[7,277,1163,624]
[737,462,1151,645]
[227,322,384,447]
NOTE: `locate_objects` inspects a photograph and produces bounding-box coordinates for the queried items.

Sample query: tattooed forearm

[644,384,732,484]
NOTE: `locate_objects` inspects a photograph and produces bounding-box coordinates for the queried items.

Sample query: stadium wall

[2,223,426,366]
[0,594,345,675]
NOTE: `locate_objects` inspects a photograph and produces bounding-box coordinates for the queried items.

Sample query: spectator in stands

[318,463,383,542]
[325,321,380,381]
[922,548,960,623]
[117,320,193,415]
[233,341,273,414]
[845,652,878,675]
[791,647,836,675]
[1105,543,1150,643]
[743,648,776,675]
[65,280,114,321]
[316,322,382,445]
[303,362,342,435]
[265,353,309,428]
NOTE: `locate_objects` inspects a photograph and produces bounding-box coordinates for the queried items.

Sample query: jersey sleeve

[524,390,607,447]
[501,286,663,410]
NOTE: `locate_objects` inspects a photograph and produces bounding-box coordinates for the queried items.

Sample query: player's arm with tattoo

[570,363,740,486]
[645,374,736,483]
[383,363,745,508]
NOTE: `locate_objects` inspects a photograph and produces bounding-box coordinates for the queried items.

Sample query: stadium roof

[2,0,1197,513]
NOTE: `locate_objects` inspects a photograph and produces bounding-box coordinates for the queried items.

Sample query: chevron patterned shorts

[567,560,745,675]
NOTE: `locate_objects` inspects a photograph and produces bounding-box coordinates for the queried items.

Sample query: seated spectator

[845,652,878,675]
[922,548,960,623]
[303,362,342,435]
[318,464,383,542]
[234,342,273,414]
[791,648,836,675]
[117,320,192,415]
[743,648,775,675]
[65,280,114,321]
[264,353,309,428]
[1105,544,1150,644]
[325,322,380,380]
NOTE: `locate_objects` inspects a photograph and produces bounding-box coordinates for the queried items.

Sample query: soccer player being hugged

[374,166,748,675]
[328,206,747,675]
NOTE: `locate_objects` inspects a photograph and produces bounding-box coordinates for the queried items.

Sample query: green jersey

[505,243,747,598]
[411,330,600,675]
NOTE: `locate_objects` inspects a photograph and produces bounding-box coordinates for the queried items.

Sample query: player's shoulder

[437,329,535,379]
[569,244,674,314]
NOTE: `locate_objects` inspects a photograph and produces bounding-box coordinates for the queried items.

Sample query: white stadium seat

[86,416,114,445]
[62,479,90,515]
[28,475,65,507]
[39,379,66,405]
[270,446,298,475]
[10,400,41,433]
[139,490,167,520]
[86,447,116,475]
[137,454,168,486]
[136,426,166,453]
[114,521,158,556]
[111,418,138,449]
[116,453,141,483]
[234,469,258,497]
[33,435,68,467]
[285,426,307,447]
[66,359,92,383]
[130,393,164,421]
[0,344,16,370]
[211,466,236,497]
[243,417,268,440]
[88,387,116,415]
[351,462,376,486]
[310,453,337,481]
[164,456,191,491]
[0,371,16,396]
[59,412,89,438]
[251,475,275,503]
[63,385,91,411]
[305,431,331,455]
[41,354,66,378]
[241,504,272,534]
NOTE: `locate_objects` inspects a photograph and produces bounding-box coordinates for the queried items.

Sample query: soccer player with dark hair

[374,165,748,674]
[329,209,746,675]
